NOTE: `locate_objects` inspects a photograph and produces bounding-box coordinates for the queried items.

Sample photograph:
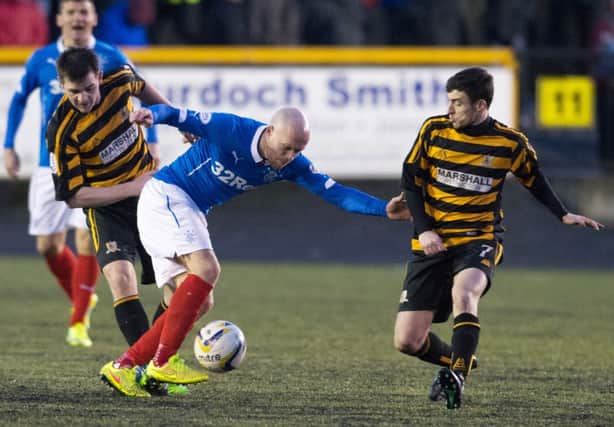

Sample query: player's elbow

[66,195,82,209]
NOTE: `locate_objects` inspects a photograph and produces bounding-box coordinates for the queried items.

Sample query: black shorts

[84,196,155,285]
[398,240,503,323]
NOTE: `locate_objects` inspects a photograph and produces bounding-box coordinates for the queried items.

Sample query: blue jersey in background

[4,37,157,167]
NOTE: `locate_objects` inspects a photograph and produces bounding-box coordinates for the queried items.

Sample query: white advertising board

[0,65,514,179]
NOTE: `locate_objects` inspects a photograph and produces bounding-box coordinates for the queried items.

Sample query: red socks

[153,274,213,367]
[115,275,213,368]
[117,311,168,367]
[44,246,76,300]
[69,255,99,326]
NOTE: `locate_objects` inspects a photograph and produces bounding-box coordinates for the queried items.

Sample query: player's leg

[438,241,500,409]
[103,255,217,393]
[431,268,487,409]
[153,280,215,323]
[37,232,74,299]
[394,256,453,366]
[66,220,100,347]
[103,260,150,345]
[29,168,77,300]
[86,201,150,346]
[146,250,219,384]
[450,268,487,377]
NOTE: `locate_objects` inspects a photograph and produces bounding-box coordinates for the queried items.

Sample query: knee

[36,236,63,257]
[393,330,426,356]
[194,260,221,286]
[102,262,138,298]
[74,228,93,255]
[452,290,481,313]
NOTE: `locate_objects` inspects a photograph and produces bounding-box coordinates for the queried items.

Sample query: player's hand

[386,192,412,221]
[418,230,447,255]
[130,108,154,127]
[562,213,604,231]
[181,131,198,144]
[3,148,20,179]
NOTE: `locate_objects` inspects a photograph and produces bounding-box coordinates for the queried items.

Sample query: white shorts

[137,178,213,288]
[28,167,87,236]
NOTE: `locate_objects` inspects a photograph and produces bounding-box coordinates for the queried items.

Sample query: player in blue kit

[99,105,411,397]
[2,0,157,347]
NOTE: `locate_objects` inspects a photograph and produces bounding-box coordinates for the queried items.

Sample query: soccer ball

[194,320,247,372]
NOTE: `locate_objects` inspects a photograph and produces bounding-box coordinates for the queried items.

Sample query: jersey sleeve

[130,66,147,96]
[46,108,85,201]
[510,137,567,219]
[290,156,387,217]
[150,105,234,139]
[4,52,41,149]
[400,118,432,191]
[400,118,434,232]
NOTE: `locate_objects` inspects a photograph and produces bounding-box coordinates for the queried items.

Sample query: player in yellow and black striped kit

[46,47,172,352]
[393,67,603,409]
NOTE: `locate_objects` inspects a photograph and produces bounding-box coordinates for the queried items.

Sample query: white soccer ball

[194,320,247,372]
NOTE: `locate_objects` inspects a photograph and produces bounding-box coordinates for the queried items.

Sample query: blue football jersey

[152,106,387,217]
[4,37,156,167]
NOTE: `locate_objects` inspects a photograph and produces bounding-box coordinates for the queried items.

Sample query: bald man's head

[260,107,311,169]
[270,107,310,144]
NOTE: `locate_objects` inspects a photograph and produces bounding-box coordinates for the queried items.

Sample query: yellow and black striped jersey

[47,65,154,202]
[402,114,551,252]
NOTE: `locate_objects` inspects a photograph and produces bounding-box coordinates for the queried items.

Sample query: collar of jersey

[57,36,96,53]
[251,125,267,164]
[457,116,494,136]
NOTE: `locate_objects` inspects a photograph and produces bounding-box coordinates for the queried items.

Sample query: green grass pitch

[0,256,613,426]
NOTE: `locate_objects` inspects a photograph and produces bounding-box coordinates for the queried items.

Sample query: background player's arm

[3,55,40,178]
[4,89,27,177]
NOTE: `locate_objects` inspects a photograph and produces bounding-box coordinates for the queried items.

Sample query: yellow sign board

[537,75,594,128]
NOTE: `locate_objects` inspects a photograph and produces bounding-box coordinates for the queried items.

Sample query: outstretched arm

[131,105,205,135]
[523,170,603,230]
[293,163,410,220]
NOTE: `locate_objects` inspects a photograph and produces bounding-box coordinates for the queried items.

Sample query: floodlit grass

[0,257,613,426]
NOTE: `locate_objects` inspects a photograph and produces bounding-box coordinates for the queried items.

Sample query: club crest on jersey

[263,170,278,184]
[482,155,494,167]
[197,112,212,124]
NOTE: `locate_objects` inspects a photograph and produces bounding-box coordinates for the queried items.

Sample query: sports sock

[113,296,150,345]
[153,274,213,367]
[152,300,168,324]
[450,313,480,377]
[415,332,453,367]
[69,255,99,326]
[117,311,168,367]
[44,246,76,300]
